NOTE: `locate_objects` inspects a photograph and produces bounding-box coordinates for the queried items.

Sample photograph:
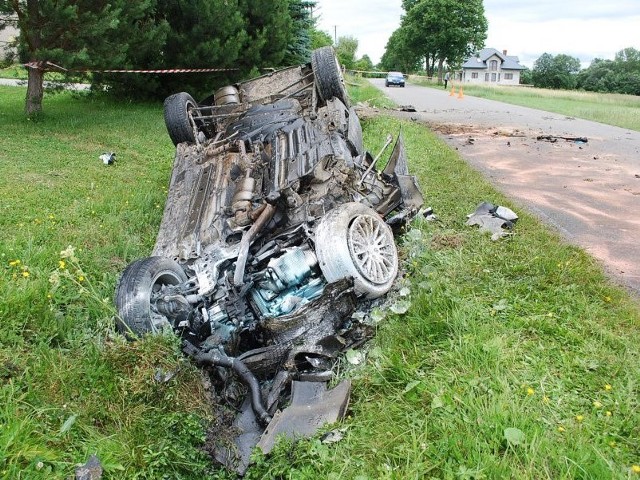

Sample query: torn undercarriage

[114,47,423,473]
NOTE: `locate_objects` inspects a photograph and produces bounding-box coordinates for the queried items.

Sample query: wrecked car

[114,46,423,471]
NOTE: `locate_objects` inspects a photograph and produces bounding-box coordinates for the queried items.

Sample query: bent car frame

[114,47,423,471]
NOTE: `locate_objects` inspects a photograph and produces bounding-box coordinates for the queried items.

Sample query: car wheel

[164,92,199,146]
[311,46,349,107]
[385,81,389,87]
[315,203,398,299]
[115,256,187,336]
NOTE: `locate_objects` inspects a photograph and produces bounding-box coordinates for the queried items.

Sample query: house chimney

[503,49,508,56]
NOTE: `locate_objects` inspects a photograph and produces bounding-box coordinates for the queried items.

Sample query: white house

[461,48,526,85]
[0,24,18,61]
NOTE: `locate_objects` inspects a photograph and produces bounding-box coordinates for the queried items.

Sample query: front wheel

[115,256,187,336]
[164,92,200,146]
[315,203,398,299]
[311,46,349,107]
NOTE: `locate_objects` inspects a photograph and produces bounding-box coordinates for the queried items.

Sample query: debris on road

[397,105,417,112]
[466,201,518,240]
[536,135,588,143]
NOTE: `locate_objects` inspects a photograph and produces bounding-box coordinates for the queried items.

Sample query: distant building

[0,24,19,61]
[461,48,526,85]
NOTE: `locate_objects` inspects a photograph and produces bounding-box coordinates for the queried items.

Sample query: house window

[471,72,478,79]
[504,73,513,80]
[490,60,498,71]
[491,73,497,82]
[485,73,489,81]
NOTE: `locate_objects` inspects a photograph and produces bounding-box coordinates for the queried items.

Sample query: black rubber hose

[193,349,272,425]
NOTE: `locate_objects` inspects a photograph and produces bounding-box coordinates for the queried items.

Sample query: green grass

[412,79,640,132]
[2,83,640,479]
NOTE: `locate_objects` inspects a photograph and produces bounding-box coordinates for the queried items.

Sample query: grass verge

[412,79,640,132]
[1,84,639,479]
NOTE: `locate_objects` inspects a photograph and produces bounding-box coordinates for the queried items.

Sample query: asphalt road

[369,78,640,296]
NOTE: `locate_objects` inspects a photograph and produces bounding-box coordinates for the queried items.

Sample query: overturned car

[115,47,423,471]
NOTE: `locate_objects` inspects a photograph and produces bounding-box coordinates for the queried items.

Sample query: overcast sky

[315,0,640,68]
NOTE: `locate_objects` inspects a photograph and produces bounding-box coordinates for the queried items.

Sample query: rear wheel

[311,46,349,107]
[164,92,199,146]
[115,256,187,336]
[315,203,398,299]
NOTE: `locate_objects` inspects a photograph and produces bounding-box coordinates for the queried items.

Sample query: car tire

[115,256,187,336]
[315,203,398,299]
[311,46,349,107]
[164,92,199,146]
[385,81,389,87]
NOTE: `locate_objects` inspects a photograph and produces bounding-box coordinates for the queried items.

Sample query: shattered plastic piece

[257,380,351,454]
[99,152,116,165]
[345,349,365,365]
[466,201,518,240]
[390,300,411,314]
[369,308,386,324]
[321,428,346,444]
[153,368,176,383]
[75,455,103,480]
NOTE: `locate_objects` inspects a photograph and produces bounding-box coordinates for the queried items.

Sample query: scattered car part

[466,201,518,240]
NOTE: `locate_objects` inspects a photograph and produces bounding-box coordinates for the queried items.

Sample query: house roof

[462,48,526,70]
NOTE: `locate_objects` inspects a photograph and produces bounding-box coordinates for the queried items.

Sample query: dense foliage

[531,53,581,90]
[381,0,487,77]
[0,0,317,112]
[577,47,640,95]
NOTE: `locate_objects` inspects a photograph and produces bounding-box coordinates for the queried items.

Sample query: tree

[577,48,640,95]
[532,53,581,89]
[310,28,333,50]
[398,0,487,78]
[380,27,421,73]
[2,0,169,115]
[335,35,358,70]
[282,0,316,65]
[353,54,373,73]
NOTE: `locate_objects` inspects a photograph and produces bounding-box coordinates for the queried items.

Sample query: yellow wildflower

[22,271,30,278]
[557,426,565,432]
[526,387,535,396]
[543,396,550,404]
[575,415,584,422]
[604,296,612,302]
[606,411,612,417]
[593,401,602,408]
[604,384,612,391]
[59,260,66,269]
[631,465,640,474]
[78,275,85,282]
[9,259,20,266]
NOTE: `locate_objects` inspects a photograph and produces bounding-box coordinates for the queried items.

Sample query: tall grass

[2,83,639,479]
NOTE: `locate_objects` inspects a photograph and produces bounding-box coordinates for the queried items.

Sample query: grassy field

[1,84,639,479]
[411,79,640,132]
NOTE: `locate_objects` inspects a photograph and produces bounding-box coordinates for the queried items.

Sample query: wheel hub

[347,215,396,285]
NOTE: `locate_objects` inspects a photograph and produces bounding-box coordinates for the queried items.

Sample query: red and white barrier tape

[23,60,237,73]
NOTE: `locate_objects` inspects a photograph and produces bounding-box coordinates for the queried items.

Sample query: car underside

[114,47,424,472]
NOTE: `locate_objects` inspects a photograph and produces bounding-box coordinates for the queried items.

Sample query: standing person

[444,71,450,89]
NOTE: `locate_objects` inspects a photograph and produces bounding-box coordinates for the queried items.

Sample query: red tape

[23,61,237,73]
